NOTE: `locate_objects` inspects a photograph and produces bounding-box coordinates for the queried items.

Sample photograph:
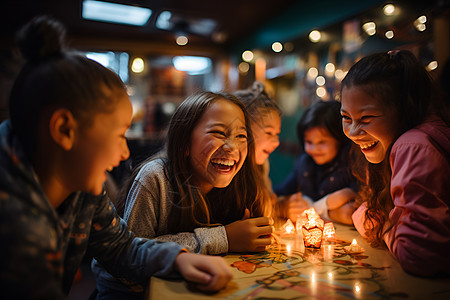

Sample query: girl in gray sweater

[93,91,274,297]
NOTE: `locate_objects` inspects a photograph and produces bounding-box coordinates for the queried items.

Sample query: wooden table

[148,223,450,299]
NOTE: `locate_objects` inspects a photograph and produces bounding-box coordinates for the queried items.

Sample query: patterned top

[92,158,228,295]
[0,120,183,298]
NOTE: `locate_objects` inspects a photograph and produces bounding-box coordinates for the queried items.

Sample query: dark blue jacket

[274,146,357,201]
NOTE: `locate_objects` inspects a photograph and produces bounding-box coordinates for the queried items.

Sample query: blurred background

[0,0,449,187]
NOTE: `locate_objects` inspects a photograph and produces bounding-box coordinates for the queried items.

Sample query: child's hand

[326,188,358,210]
[225,209,274,252]
[174,252,233,292]
[287,192,309,221]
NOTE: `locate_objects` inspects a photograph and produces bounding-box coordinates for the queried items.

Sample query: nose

[121,140,130,161]
[347,122,363,138]
[222,138,237,152]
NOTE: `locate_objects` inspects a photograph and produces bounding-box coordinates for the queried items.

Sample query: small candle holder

[323,222,335,241]
[343,238,364,254]
[280,219,296,238]
[302,218,324,248]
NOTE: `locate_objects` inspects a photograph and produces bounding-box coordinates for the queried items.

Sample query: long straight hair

[117,91,271,233]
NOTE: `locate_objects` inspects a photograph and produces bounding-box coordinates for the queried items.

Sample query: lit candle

[344,238,363,253]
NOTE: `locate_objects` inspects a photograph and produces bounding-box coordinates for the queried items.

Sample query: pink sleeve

[352,202,369,238]
[386,141,450,276]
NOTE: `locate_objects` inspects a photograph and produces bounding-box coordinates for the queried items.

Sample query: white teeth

[360,141,378,150]
[211,158,235,166]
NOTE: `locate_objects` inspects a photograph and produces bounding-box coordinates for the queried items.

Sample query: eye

[237,133,248,139]
[341,115,351,122]
[209,130,226,137]
[361,115,375,121]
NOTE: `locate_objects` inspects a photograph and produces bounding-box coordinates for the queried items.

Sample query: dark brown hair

[340,50,446,246]
[9,15,127,158]
[117,91,272,233]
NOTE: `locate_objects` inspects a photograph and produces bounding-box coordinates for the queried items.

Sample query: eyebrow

[341,105,379,114]
[208,123,247,131]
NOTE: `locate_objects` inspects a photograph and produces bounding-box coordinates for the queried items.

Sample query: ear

[49,109,77,151]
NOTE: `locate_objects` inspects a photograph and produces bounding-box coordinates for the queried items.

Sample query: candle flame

[352,238,358,245]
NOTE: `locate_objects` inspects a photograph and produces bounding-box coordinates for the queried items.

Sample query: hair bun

[251,81,265,94]
[17,15,66,63]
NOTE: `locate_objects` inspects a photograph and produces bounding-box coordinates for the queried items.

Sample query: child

[340,50,450,276]
[0,16,232,299]
[233,81,281,193]
[93,91,274,297]
[274,100,358,224]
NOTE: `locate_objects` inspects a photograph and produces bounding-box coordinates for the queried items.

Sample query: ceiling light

[172,56,212,75]
[385,30,394,39]
[238,62,250,73]
[242,50,254,62]
[272,42,283,52]
[426,61,438,71]
[309,30,321,43]
[82,0,152,26]
[131,57,145,73]
[362,22,376,36]
[316,76,326,86]
[383,4,395,16]
[176,35,188,46]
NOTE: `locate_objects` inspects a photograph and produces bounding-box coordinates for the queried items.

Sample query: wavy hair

[340,50,443,247]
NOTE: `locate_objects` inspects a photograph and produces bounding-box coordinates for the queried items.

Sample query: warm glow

[131,57,144,73]
[176,35,188,46]
[352,239,357,246]
[316,87,326,98]
[426,60,438,71]
[335,69,345,80]
[309,30,321,43]
[383,4,395,16]
[307,67,318,81]
[281,219,295,234]
[362,22,376,36]
[416,23,426,32]
[238,62,250,73]
[325,62,335,73]
[323,222,335,239]
[418,15,427,24]
[272,42,283,52]
[385,30,394,39]
[315,76,325,86]
[242,50,254,62]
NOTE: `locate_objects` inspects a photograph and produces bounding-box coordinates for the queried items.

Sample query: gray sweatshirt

[123,158,229,254]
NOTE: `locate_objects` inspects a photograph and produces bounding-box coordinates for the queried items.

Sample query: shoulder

[134,158,171,193]
[393,117,450,157]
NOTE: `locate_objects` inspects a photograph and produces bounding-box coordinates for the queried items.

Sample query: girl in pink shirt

[340,50,450,276]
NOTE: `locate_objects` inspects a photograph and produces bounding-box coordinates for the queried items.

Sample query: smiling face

[304,126,339,165]
[251,109,281,165]
[189,99,248,194]
[70,93,132,195]
[340,86,399,164]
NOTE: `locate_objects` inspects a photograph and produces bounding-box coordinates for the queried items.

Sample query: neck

[33,151,70,209]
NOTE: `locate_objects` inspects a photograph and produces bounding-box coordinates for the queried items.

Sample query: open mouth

[360,141,379,152]
[210,158,236,172]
